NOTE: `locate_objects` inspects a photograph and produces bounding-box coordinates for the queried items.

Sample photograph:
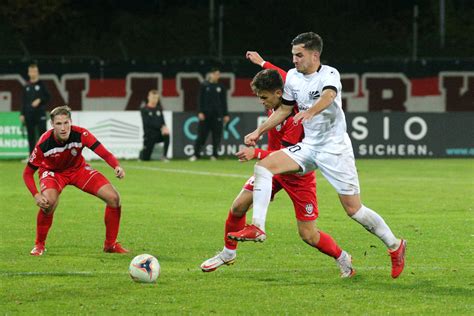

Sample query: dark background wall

[1,0,473,62]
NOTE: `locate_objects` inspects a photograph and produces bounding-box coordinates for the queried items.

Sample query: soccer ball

[129,254,160,283]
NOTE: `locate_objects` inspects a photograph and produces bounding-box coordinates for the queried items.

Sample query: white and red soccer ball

[129,254,160,283]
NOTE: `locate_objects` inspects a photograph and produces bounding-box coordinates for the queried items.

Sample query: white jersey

[283,65,351,154]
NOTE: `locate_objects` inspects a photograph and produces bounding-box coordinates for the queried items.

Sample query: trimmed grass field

[1,159,473,314]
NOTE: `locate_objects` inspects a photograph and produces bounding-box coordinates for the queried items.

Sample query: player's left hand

[32,98,41,107]
[236,147,255,162]
[115,166,125,179]
[293,111,315,125]
[223,115,230,124]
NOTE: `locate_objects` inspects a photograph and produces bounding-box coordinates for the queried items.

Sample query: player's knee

[106,192,121,208]
[298,225,319,246]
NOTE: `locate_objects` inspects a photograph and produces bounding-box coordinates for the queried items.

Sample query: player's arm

[244,104,293,146]
[83,131,125,179]
[236,147,274,162]
[293,88,336,124]
[91,143,125,179]
[23,155,49,209]
[246,51,287,81]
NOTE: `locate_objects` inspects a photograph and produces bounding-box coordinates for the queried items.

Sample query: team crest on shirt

[275,124,282,131]
[35,85,40,91]
[308,91,320,100]
[83,131,89,136]
[71,148,78,156]
[305,203,314,214]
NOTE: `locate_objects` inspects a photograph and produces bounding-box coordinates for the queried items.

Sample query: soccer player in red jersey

[200,69,355,277]
[23,105,129,256]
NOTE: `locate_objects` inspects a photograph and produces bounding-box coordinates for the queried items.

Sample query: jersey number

[288,145,302,153]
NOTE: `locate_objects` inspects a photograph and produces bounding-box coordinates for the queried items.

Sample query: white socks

[251,165,274,232]
[223,247,236,258]
[351,205,400,250]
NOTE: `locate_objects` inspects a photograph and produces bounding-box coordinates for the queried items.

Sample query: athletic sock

[351,205,400,250]
[104,205,121,247]
[35,209,54,246]
[252,165,273,232]
[224,210,246,250]
[315,231,343,259]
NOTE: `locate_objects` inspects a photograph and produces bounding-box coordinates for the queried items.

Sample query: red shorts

[39,164,110,196]
[243,172,318,221]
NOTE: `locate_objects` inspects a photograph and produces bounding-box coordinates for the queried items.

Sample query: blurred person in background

[189,67,229,161]
[139,89,170,162]
[20,63,51,155]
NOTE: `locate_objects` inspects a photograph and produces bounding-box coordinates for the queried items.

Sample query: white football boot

[201,251,236,272]
[336,250,356,278]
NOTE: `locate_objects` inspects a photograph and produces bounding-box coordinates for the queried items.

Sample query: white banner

[69,111,173,160]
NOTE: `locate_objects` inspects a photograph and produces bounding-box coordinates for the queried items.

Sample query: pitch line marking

[126,165,248,179]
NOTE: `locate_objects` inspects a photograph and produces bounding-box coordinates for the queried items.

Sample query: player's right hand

[236,147,255,162]
[34,193,50,209]
[244,130,260,146]
[246,51,264,66]
[115,166,125,179]
[198,112,205,121]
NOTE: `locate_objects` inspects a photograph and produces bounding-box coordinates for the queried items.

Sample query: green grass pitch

[1,159,473,314]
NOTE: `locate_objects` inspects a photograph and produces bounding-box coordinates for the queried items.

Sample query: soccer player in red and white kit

[237,33,406,278]
[200,69,355,278]
[23,105,129,256]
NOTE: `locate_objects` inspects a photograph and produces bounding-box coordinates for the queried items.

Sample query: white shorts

[282,143,360,195]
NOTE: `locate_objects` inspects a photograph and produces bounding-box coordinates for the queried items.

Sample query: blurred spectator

[20,63,50,155]
[190,67,229,161]
[139,90,170,162]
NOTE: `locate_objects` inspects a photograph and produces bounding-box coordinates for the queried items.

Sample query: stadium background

[0,0,473,159]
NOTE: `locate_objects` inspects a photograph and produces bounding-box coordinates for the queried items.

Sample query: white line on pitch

[126,165,248,178]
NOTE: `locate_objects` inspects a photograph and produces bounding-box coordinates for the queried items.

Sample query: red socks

[315,231,343,259]
[224,210,246,250]
[104,205,121,247]
[36,210,54,246]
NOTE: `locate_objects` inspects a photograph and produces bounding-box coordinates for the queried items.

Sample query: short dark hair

[291,32,323,53]
[50,105,72,120]
[250,69,284,94]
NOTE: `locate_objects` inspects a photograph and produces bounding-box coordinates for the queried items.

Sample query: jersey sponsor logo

[308,91,320,100]
[305,203,314,214]
[41,171,55,179]
[43,142,82,157]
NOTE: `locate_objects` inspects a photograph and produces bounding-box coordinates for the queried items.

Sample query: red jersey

[29,125,106,172]
[267,106,302,151]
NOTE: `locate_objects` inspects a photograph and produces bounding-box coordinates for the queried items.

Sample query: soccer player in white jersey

[235,32,407,278]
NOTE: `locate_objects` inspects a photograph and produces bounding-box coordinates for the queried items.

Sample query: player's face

[52,114,72,142]
[292,44,318,74]
[209,71,220,83]
[28,67,39,81]
[147,93,160,106]
[256,90,282,110]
